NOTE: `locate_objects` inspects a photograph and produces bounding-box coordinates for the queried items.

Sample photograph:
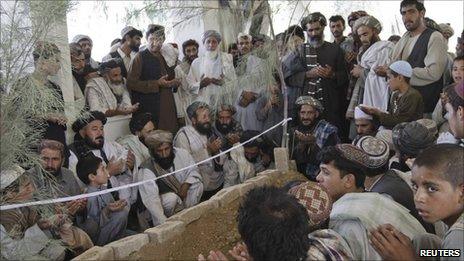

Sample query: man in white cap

[187,30,236,106]
[72,34,100,70]
[353,105,378,143]
[104,26,143,78]
[360,60,424,129]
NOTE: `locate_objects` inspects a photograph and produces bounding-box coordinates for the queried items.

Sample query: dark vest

[140,158,174,195]
[109,51,128,78]
[407,28,443,113]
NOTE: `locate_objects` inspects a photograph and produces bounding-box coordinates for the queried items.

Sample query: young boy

[360,60,424,129]
[369,144,464,260]
[76,153,129,246]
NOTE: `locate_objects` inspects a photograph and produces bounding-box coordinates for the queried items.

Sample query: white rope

[0,118,292,211]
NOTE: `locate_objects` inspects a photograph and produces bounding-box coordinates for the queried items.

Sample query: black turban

[129,112,153,134]
[72,111,107,133]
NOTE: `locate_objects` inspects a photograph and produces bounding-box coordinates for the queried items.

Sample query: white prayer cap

[237,32,252,41]
[1,165,25,190]
[354,105,373,120]
[389,61,413,78]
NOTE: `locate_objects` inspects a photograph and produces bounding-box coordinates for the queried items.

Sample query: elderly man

[389,0,448,114]
[85,58,138,116]
[174,102,231,199]
[69,43,85,101]
[289,96,340,179]
[352,106,379,143]
[142,130,203,210]
[187,30,236,106]
[350,16,394,112]
[127,25,179,133]
[283,12,348,134]
[72,34,99,70]
[105,26,143,78]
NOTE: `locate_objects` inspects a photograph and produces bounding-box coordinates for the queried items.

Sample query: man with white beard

[187,30,236,106]
[85,58,139,117]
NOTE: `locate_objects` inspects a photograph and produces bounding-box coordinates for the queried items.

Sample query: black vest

[139,49,164,81]
[407,28,443,113]
[109,51,128,78]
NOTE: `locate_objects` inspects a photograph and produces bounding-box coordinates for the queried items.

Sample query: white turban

[145,130,173,150]
[355,106,373,120]
[202,30,222,43]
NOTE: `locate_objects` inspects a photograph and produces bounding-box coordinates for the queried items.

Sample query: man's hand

[126,150,135,171]
[239,91,257,107]
[129,103,140,113]
[211,76,224,86]
[107,199,127,212]
[168,78,181,88]
[295,130,316,143]
[305,68,319,79]
[107,157,124,176]
[345,51,356,63]
[229,242,251,261]
[374,65,388,77]
[226,133,240,146]
[350,64,364,78]
[48,114,68,126]
[158,75,170,88]
[369,224,415,261]
[260,152,271,167]
[198,251,229,261]
[359,105,381,116]
[317,65,334,79]
[200,74,213,88]
[207,138,223,155]
[38,214,67,230]
[178,183,191,201]
[65,199,86,216]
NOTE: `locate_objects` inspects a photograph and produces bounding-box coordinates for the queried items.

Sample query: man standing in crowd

[389,0,447,114]
[72,34,100,70]
[105,26,143,78]
[187,30,236,105]
[85,58,138,116]
[283,12,348,134]
[329,15,354,55]
[69,43,85,101]
[127,24,179,133]
[289,96,340,179]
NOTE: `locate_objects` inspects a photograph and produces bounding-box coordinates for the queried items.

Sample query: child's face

[411,165,464,226]
[387,71,400,91]
[452,60,464,83]
[90,163,109,185]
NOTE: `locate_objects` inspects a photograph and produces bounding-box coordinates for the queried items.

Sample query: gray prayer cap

[353,16,382,34]
[392,122,436,157]
[186,101,210,119]
[202,30,222,43]
[121,26,136,38]
[416,119,438,137]
[72,34,93,45]
[295,96,324,112]
[301,12,327,29]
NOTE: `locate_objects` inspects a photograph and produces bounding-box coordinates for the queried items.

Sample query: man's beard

[84,135,104,149]
[130,43,140,52]
[205,49,219,59]
[195,122,212,136]
[153,150,175,170]
[108,82,125,96]
[185,55,198,64]
[308,34,324,48]
[404,19,420,32]
[246,154,259,163]
[332,30,343,38]
[299,118,316,131]
[215,120,233,135]
[45,166,61,177]
[84,53,91,59]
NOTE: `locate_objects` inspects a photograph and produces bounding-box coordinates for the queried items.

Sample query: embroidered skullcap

[353,16,382,34]
[288,181,332,228]
[0,165,25,190]
[375,129,394,152]
[301,12,327,29]
[355,136,389,169]
[389,61,413,78]
[145,130,173,150]
[296,96,324,112]
[335,144,370,166]
[202,30,222,43]
[355,105,373,120]
[129,112,154,134]
[348,10,368,25]
[72,111,107,133]
[439,23,454,37]
[72,34,93,45]
[217,104,236,115]
[416,119,438,137]
[186,101,210,120]
[392,122,436,157]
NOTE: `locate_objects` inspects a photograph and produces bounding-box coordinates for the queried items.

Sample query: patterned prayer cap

[202,30,222,43]
[296,96,324,112]
[439,23,454,37]
[375,129,394,152]
[353,16,382,34]
[301,12,327,29]
[288,181,332,228]
[355,136,389,169]
[348,10,368,25]
[416,119,438,137]
[335,144,370,166]
[145,130,173,150]
[186,101,210,120]
[392,122,436,157]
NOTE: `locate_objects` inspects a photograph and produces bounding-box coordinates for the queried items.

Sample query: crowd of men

[1,0,463,259]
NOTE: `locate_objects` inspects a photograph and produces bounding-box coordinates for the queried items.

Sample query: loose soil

[131,171,307,260]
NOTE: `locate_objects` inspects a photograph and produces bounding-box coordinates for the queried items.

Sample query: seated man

[211,104,242,151]
[369,144,463,260]
[352,105,379,143]
[317,144,427,260]
[75,153,129,246]
[360,61,424,129]
[240,130,273,174]
[1,166,93,259]
[142,130,203,212]
[174,101,232,200]
[290,96,340,179]
[85,58,138,117]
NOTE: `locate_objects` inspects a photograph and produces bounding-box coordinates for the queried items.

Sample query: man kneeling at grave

[139,130,204,220]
